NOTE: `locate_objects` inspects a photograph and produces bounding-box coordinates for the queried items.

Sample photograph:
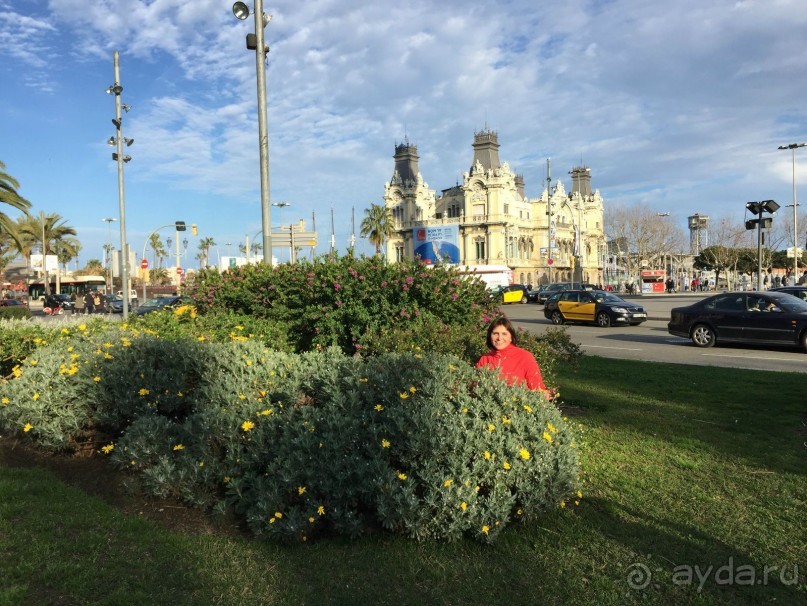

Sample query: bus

[28,276,107,301]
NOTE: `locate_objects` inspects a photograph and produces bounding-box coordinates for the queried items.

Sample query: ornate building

[383,129,606,285]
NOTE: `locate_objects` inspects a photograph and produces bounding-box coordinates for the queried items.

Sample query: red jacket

[476,344,547,391]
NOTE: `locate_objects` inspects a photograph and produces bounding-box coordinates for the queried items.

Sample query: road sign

[141,259,148,269]
[176,267,183,275]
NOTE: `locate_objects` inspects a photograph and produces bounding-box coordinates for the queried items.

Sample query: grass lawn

[0,356,804,605]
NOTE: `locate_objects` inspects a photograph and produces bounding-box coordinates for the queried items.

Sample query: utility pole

[546,158,553,284]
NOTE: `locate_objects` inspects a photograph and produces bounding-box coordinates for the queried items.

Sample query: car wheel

[551,311,564,325]
[801,330,807,353]
[596,312,611,327]
[520,294,528,304]
[691,324,716,348]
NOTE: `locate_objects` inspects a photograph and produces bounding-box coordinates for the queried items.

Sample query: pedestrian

[476,317,554,398]
[84,290,95,315]
[93,291,102,313]
[799,271,807,285]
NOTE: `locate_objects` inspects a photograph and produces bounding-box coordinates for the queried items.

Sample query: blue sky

[1,0,806,267]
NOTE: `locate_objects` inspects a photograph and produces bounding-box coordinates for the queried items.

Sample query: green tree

[198,237,216,268]
[149,234,168,276]
[0,160,32,237]
[18,212,77,295]
[360,203,394,256]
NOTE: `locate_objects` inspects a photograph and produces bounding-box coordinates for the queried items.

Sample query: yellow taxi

[543,289,647,327]
[493,284,530,304]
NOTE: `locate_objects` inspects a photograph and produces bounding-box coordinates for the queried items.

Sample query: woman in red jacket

[476,317,553,396]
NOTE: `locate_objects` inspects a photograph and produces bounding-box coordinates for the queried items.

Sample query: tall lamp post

[233,1,273,265]
[102,217,116,293]
[745,199,780,291]
[107,51,133,319]
[778,143,806,285]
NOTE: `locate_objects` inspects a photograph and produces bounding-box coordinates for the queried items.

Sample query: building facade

[383,129,606,286]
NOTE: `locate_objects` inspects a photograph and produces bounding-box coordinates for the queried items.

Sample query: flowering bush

[185,255,499,355]
[0,334,580,543]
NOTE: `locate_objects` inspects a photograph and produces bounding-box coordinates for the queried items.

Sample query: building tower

[688,214,709,254]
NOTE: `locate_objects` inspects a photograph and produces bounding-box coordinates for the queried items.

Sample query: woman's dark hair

[486,316,517,349]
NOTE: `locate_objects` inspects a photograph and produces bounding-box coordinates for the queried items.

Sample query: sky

[1,0,807,268]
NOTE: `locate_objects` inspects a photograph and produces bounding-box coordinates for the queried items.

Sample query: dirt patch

[0,436,242,538]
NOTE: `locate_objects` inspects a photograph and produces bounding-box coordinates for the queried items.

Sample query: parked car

[0,299,27,307]
[527,285,548,303]
[134,295,193,316]
[103,294,124,313]
[544,290,647,327]
[492,284,530,304]
[668,291,807,351]
[769,286,807,302]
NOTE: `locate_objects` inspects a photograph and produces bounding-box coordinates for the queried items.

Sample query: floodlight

[107,137,116,146]
[121,104,132,113]
[106,84,123,95]
[112,118,121,128]
[124,138,134,147]
[232,2,250,19]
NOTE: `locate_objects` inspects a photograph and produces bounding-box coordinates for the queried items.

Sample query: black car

[668,291,807,351]
[544,290,647,327]
[769,286,807,302]
[103,294,124,313]
[134,295,193,316]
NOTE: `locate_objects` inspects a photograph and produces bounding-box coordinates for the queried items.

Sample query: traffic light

[191,224,198,236]
[175,221,186,231]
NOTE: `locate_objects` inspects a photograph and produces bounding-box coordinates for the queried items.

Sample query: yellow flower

[381,439,391,448]
[1,397,9,405]
[101,444,114,454]
[460,501,467,511]
[197,336,206,342]
[67,345,73,351]
[138,388,150,396]
[523,404,533,413]
[481,525,489,535]
[547,422,558,434]
[399,392,409,399]
[542,431,554,444]
[443,479,453,487]
[483,451,492,460]
[103,342,113,349]
[374,404,383,411]
[269,517,276,524]
[274,512,283,519]
[78,324,86,331]
[103,353,113,360]
[560,500,566,508]
[93,376,101,383]
[577,490,583,499]
[516,508,523,516]
[172,444,185,451]
[519,448,531,460]
[359,377,368,382]
[258,409,273,416]
[32,393,39,401]
[298,486,306,495]
[503,461,511,470]
[409,386,416,394]
[241,420,256,432]
[502,416,511,424]
[23,423,33,432]
[28,359,38,366]
[317,505,325,516]
[238,394,247,400]
[487,424,495,432]
[397,472,407,480]
[309,517,315,523]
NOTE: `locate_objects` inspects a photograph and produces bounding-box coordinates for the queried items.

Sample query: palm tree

[148,234,168,277]
[360,204,394,256]
[0,160,32,237]
[18,212,77,295]
[56,237,81,273]
[198,237,216,268]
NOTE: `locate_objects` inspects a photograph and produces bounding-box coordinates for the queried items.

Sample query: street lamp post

[233,1,273,265]
[778,143,806,285]
[107,51,133,319]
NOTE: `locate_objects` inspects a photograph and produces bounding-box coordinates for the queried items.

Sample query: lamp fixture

[107,137,116,146]
[121,103,131,113]
[106,84,123,95]
[112,118,121,128]
[124,137,134,147]
[112,153,132,163]
[232,1,250,19]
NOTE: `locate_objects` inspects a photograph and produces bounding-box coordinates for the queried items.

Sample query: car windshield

[140,297,175,309]
[593,292,624,303]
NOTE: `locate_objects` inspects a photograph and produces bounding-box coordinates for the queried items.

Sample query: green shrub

[186,255,499,355]
[0,306,32,320]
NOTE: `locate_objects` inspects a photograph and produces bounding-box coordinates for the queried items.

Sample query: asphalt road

[504,293,807,374]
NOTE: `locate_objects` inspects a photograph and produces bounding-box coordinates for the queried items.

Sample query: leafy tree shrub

[0,306,31,320]
[185,255,499,355]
